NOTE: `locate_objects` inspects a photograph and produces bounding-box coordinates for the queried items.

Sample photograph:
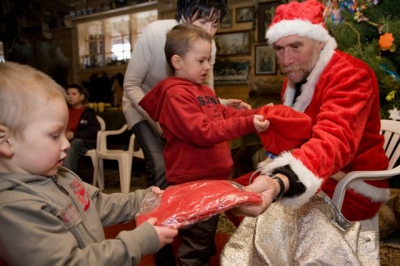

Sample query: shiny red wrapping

[136,180,263,229]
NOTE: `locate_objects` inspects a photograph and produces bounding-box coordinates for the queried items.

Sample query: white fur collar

[283,37,338,112]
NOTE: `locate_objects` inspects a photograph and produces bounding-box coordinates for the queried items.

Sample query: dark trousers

[132,121,174,265]
[131,120,168,189]
[177,214,220,266]
[63,138,88,173]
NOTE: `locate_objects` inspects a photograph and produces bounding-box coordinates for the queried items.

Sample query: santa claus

[241,0,389,222]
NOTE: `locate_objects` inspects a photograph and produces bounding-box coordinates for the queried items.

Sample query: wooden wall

[26,0,284,102]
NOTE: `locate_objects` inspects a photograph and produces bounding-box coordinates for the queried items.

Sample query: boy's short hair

[165,24,212,71]
[177,0,228,23]
[67,83,90,104]
[0,62,67,139]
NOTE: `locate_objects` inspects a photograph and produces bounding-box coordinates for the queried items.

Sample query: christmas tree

[326,0,400,119]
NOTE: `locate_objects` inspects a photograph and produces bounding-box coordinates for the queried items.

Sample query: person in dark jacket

[63,83,100,173]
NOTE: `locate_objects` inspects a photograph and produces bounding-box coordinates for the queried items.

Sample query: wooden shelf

[77,64,128,74]
[68,1,157,23]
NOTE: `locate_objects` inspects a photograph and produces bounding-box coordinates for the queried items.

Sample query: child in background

[0,62,178,266]
[63,83,100,173]
[139,24,270,265]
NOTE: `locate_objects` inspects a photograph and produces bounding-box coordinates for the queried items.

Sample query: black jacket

[73,107,100,149]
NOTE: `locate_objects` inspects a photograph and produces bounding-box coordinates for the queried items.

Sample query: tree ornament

[388,107,400,120]
[386,90,396,102]
[379,33,395,50]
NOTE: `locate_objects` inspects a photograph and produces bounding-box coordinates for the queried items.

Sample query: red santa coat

[259,38,389,221]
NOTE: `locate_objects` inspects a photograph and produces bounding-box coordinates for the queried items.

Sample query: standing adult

[123,0,249,191]
[238,0,389,223]
[123,1,250,265]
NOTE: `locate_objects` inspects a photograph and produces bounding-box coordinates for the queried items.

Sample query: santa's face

[273,36,324,83]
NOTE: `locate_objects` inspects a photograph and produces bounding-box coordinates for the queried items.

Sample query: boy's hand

[150,186,163,196]
[227,99,252,110]
[147,218,178,248]
[253,115,270,132]
[65,131,74,140]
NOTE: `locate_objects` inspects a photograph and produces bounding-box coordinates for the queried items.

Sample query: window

[111,35,131,61]
[75,7,157,69]
[78,20,104,68]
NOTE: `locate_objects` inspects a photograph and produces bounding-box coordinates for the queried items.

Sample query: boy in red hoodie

[139,23,270,265]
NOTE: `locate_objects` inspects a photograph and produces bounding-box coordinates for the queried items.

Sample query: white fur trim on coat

[257,152,390,209]
[283,37,337,112]
[258,152,323,209]
[348,180,390,203]
[266,19,331,45]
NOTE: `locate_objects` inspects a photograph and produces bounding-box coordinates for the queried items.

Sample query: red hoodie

[139,77,258,184]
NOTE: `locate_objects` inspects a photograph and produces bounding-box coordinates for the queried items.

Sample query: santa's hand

[233,175,277,216]
[232,193,272,217]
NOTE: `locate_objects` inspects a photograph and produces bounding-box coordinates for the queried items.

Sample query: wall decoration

[215,31,251,56]
[214,59,250,84]
[236,6,255,23]
[323,0,344,24]
[257,1,285,43]
[255,44,276,75]
[220,8,233,28]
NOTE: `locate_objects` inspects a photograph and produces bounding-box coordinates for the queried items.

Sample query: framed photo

[220,8,233,28]
[236,7,255,23]
[255,44,276,75]
[258,1,285,43]
[214,59,250,85]
[215,31,251,56]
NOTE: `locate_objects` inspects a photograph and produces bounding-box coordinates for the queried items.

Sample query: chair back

[97,124,128,153]
[97,116,106,131]
[95,116,106,151]
[331,119,400,232]
[93,121,144,193]
[380,119,400,170]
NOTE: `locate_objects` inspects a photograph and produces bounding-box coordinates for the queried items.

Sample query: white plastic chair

[83,116,106,185]
[93,123,144,194]
[332,119,400,232]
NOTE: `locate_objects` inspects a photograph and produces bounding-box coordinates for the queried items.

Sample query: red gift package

[136,180,263,229]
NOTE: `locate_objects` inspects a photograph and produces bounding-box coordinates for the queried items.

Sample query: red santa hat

[266,0,331,45]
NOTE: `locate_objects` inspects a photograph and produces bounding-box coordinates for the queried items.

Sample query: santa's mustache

[281,65,303,74]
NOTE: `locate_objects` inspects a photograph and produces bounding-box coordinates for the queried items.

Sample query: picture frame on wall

[257,1,285,43]
[215,31,251,56]
[220,8,233,28]
[255,44,276,75]
[236,7,255,23]
[214,59,250,85]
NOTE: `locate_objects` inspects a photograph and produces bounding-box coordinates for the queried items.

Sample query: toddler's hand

[151,186,163,196]
[147,218,178,248]
[253,115,270,132]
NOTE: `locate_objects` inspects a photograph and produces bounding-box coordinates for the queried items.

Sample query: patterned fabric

[221,191,379,266]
